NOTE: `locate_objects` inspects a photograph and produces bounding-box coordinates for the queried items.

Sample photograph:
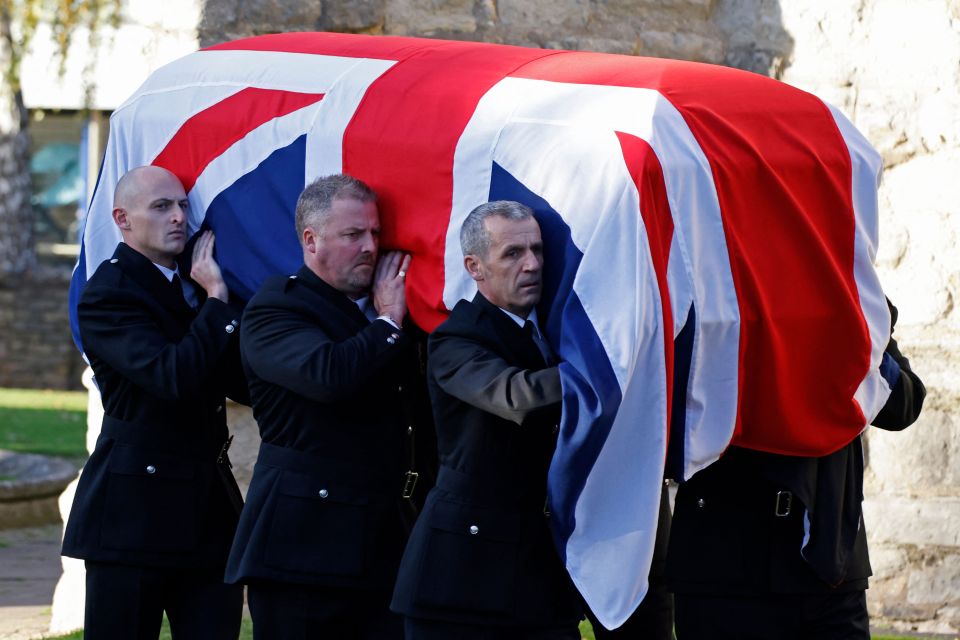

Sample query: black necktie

[524,319,555,365]
[170,274,193,311]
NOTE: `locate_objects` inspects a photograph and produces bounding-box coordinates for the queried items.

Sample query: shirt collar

[498,306,539,332]
[153,262,180,282]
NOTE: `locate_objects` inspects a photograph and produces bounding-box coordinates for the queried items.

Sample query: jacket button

[407,425,413,435]
[145,465,156,474]
[289,275,297,279]
[225,324,235,334]
[386,336,396,345]
[318,489,329,498]
[469,525,479,535]
[109,258,118,264]
[216,405,224,413]
[697,498,706,508]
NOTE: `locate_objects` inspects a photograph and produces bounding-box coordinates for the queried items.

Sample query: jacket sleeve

[871,300,926,431]
[240,294,406,402]
[78,284,241,402]
[429,331,561,426]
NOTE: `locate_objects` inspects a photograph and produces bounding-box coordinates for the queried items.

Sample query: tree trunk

[0,15,34,281]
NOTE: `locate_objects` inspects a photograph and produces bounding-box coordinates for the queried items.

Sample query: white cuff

[377,315,401,330]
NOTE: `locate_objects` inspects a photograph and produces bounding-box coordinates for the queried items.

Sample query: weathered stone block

[864,496,960,547]
[237,0,323,30]
[498,0,590,31]
[326,0,386,32]
[385,0,474,35]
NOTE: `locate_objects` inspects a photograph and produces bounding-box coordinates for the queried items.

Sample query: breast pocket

[101,444,198,552]
[264,470,370,577]
[414,498,521,615]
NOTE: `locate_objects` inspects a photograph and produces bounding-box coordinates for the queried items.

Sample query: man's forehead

[485,215,541,241]
[327,197,380,227]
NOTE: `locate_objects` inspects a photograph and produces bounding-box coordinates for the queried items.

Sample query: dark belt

[100,415,220,460]
[682,485,797,518]
[256,441,399,495]
[435,465,543,508]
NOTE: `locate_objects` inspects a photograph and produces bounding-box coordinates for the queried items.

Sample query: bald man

[62,166,249,639]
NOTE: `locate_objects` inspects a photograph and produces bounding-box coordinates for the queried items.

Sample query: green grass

[0,388,88,458]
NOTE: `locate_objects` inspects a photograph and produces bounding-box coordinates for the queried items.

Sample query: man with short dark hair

[63,165,248,639]
[392,200,582,639]
[226,173,428,639]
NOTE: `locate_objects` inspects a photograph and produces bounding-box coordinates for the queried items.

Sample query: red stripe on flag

[337,42,554,331]
[616,132,675,443]
[152,87,324,192]
[514,53,869,456]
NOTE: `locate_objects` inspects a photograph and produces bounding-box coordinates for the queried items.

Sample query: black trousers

[84,561,242,640]
[247,581,403,640]
[404,617,581,640]
[673,590,869,640]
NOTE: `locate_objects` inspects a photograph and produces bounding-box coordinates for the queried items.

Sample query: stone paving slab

[0,525,62,640]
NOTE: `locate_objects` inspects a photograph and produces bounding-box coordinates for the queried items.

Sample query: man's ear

[303,227,318,255]
[464,254,483,283]
[112,207,130,231]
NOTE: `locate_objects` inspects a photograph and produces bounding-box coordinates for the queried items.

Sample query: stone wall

[196,0,960,634]
[0,267,85,391]
[771,1,960,634]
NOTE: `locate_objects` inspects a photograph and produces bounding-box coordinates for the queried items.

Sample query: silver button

[109,258,118,264]
[216,405,223,413]
[318,489,329,498]
[225,324,235,334]
[397,385,403,392]
[386,336,396,345]
[697,498,706,508]
[469,525,479,535]
[145,465,156,474]
[289,275,297,279]
[407,425,413,436]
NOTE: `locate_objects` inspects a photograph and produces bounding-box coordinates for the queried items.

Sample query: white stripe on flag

[826,103,893,422]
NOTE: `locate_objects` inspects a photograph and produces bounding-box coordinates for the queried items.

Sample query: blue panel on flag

[205,135,306,302]
[69,243,88,351]
[488,163,622,553]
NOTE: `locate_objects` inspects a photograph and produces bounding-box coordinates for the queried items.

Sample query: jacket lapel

[294,265,370,330]
[115,243,195,322]
[472,293,546,369]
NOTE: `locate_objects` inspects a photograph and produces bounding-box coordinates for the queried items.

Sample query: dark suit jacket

[62,242,247,569]
[666,303,926,595]
[391,293,582,627]
[225,265,429,589]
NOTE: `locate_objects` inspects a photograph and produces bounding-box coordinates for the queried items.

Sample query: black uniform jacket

[391,293,582,627]
[225,265,428,590]
[667,304,926,595]
[62,242,247,569]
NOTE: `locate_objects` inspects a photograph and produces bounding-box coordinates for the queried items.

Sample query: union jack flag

[70,32,895,628]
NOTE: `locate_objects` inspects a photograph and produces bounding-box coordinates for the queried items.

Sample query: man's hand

[373,251,410,325]
[190,231,229,302]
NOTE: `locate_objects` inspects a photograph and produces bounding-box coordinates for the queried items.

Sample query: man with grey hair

[226,173,430,639]
[392,200,582,638]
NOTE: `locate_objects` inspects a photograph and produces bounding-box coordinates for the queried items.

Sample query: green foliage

[0,387,87,458]
[0,0,122,94]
